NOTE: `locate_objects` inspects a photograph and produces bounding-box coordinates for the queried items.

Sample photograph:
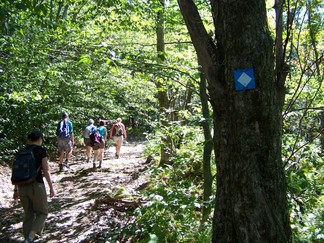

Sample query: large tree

[178,0,292,242]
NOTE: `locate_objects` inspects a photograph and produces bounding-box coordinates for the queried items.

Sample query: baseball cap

[28,129,45,141]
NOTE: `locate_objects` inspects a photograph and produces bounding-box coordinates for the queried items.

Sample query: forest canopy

[0,0,323,242]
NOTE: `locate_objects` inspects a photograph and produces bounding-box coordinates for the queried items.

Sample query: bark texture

[156,0,171,166]
[199,64,214,224]
[178,0,292,242]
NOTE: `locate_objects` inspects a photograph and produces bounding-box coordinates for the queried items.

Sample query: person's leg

[99,141,105,167]
[19,185,34,239]
[113,136,122,158]
[86,146,92,162]
[59,151,65,171]
[84,138,92,163]
[98,148,103,168]
[59,151,65,164]
[116,136,122,158]
[93,147,99,168]
[64,139,72,165]
[31,183,48,237]
[57,139,65,171]
[116,144,121,156]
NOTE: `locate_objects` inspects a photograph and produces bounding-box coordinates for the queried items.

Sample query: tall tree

[178,0,292,242]
[156,0,171,166]
[199,63,214,225]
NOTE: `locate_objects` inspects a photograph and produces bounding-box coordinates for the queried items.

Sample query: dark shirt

[26,145,49,184]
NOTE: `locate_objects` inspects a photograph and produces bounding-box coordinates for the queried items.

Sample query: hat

[28,129,45,141]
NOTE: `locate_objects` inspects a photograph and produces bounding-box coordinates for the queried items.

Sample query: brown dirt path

[0,141,150,242]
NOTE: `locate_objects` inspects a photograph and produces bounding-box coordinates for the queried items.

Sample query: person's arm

[69,122,75,145]
[56,122,60,141]
[109,125,115,138]
[13,186,19,200]
[42,157,55,198]
[104,128,108,140]
[70,133,75,146]
[122,124,127,139]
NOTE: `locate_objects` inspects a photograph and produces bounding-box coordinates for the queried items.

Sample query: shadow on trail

[0,141,150,243]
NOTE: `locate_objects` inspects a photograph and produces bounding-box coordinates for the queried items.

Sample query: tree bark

[199,64,214,224]
[178,0,292,242]
[274,0,289,119]
[156,0,171,166]
[320,111,324,155]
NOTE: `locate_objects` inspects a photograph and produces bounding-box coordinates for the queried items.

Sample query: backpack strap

[29,145,42,173]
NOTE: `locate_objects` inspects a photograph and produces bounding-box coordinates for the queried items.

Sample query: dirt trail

[0,141,150,243]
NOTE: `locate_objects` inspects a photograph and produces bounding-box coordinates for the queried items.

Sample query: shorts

[99,140,105,149]
[84,138,91,147]
[57,137,72,153]
[92,143,100,150]
[113,136,123,146]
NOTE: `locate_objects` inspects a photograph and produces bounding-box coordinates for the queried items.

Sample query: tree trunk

[156,0,171,166]
[320,111,324,155]
[178,0,292,242]
[274,0,289,118]
[199,64,214,224]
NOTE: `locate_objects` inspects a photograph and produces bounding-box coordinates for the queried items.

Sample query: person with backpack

[89,125,102,169]
[56,112,74,172]
[82,119,96,163]
[109,117,127,159]
[12,129,55,243]
[97,120,108,168]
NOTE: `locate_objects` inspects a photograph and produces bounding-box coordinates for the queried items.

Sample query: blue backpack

[56,119,70,138]
[11,146,41,185]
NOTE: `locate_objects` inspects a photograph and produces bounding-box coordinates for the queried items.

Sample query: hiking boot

[115,153,119,159]
[59,164,63,172]
[98,162,102,169]
[64,160,69,168]
[22,238,34,243]
[86,157,90,163]
[93,163,96,169]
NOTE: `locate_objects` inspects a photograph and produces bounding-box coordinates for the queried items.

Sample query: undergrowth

[131,125,214,242]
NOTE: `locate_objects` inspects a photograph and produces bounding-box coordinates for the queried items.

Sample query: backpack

[11,146,41,185]
[113,124,123,136]
[89,128,102,147]
[56,119,70,138]
[98,126,106,139]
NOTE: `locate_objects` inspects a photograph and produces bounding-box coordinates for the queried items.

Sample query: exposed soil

[0,141,151,242]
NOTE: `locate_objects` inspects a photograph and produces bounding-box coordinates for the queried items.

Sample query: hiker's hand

[49,188,55,198]
[13,191,19,201]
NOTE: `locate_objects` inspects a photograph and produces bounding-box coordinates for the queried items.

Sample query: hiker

[82,119,96,163]
[90,125,101,169]
[97,120,108,167]
[12,130,55,243]
[110,117,127,159]
[56,112,74,172]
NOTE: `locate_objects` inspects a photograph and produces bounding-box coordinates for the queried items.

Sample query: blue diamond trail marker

[234,68,256,91]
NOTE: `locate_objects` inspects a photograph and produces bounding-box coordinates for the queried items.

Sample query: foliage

[0,0,192,160]
[134,121,215,242]
[280,0,324,241]
[0,0,323,241]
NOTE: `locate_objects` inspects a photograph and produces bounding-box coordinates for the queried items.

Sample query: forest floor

[0,140,152,243]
